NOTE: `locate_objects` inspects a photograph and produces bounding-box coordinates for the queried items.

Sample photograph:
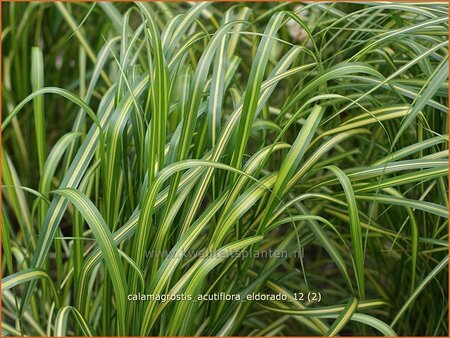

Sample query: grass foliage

[1,2,449,336]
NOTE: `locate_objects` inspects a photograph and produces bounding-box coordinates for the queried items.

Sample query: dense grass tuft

[1,2,448,336]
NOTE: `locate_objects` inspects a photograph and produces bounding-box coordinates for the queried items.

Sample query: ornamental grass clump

[1,2,448,336]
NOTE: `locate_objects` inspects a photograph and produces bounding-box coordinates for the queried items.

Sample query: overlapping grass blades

[1,2,448,336]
